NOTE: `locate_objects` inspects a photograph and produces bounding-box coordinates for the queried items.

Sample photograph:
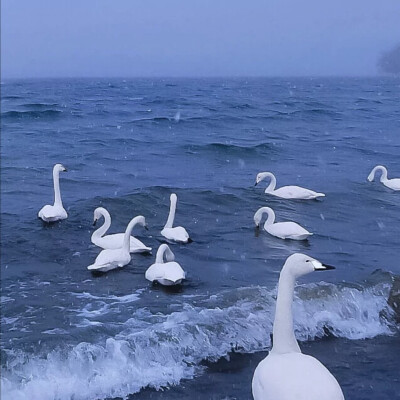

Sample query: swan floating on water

[161,193,191,243]
[87,216,148,273]
[367,165,400,191]
[38,164,68,222]
[252,253,344,400]
[255,172,325,199]
[145,244,185,286]
[91,207,151,253]
[254,207,312,240]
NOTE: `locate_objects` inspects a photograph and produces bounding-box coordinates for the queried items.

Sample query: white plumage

[368,165,400,191]
[38,164,68,222]
[145,244,185,286]
[91,207,151,253]
[87,216,147,273]
[252,253,344,400]
[255,172,325,200]
[161,193,191,243]
[254,207,312,240]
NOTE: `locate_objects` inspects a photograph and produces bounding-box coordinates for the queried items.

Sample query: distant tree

[378,44,400,75]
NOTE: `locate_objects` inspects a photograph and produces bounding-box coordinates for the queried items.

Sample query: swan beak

[312,260,335,271]
[93,219,97,226]
[144,224,149,230]
[63,167,68,172]
[254,182,258,186]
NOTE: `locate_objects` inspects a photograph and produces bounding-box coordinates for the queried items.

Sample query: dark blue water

[1,78,400,400]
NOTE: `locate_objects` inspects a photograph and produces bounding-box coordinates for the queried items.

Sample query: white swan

[255,172,325,199]
[367,165,400,191]
[38,163,68,222]
[252,253,344,400]
[161,193,191,243]
[91,207,151,253]
[145,244,186,286]
[87,216,147,273]
[254,207,312,240]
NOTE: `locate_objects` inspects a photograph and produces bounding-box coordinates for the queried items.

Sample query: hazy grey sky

[2,0,400,78]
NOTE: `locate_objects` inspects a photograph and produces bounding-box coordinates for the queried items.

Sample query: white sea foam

[1,282,396,400]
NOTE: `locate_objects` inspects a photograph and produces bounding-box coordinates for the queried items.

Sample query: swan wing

[38,205,68,222]
[272,186,325,199]
[145,262,185,284]
[385,178,400,190]
[88,248,130,271]
[92,233,152,253]
[252,352,344,400]
[267,222,311,240]
[161,226,190,243]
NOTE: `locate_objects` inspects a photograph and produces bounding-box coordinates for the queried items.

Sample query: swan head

[170,193,177,203]
[134,215,148,230]
[93,207,108,225]
[54,163,67,173]
[255,172,273,186]
[282,253,335,278]
[253,207,274,227]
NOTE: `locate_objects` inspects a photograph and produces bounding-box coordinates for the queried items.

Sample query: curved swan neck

[375,166,388,181]
[53,167,63,207]
[271,268,301,355]
[261,173,277,192]
[91,209,111,241]
[164,195,177,229]
[254,207,275,227]
[123,217,142,251]
[156,244,175,263]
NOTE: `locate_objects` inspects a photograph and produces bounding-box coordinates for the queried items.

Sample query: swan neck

[156,245,167,263]
[378,166,388,181]
[271,269,301,354]
[156,244,174,263]
[264,173,277,192]
[53,168,63,207]
[123,217,139,251]
[164,197,176,229]
[91,210,111,241]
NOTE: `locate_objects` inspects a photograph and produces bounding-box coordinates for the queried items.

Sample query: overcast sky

[2,0,400,78]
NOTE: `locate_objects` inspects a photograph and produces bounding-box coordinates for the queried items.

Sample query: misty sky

[2,0,400,78]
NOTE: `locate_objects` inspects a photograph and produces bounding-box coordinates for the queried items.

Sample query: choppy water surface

[1,78,400,400]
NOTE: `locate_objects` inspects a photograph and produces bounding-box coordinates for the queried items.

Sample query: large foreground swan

[255,172,325,199]
[367,165,400,191]
[91,207,151,253]
[145,244,185,286]
[254,207,312,240]
[38,163,68,222]
[161,193,191,243]
[252,253,344,400]
[87,216,147,273]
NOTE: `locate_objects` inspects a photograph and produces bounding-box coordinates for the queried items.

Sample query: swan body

[161,193,191,243]
[254,207,312,240]
[252,253,344,400]
[145,244,185,286]
[255,172,325,200]
[91,207,151,253]
[38,164,68,222]
[87,216,147,273]
[367,165,400,191]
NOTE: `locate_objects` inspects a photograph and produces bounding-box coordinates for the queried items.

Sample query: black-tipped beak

[144,224,149,231]
[254,182,258,186]
[314,264,336,271]
[63,168,68,172]
[93,220,97,227]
